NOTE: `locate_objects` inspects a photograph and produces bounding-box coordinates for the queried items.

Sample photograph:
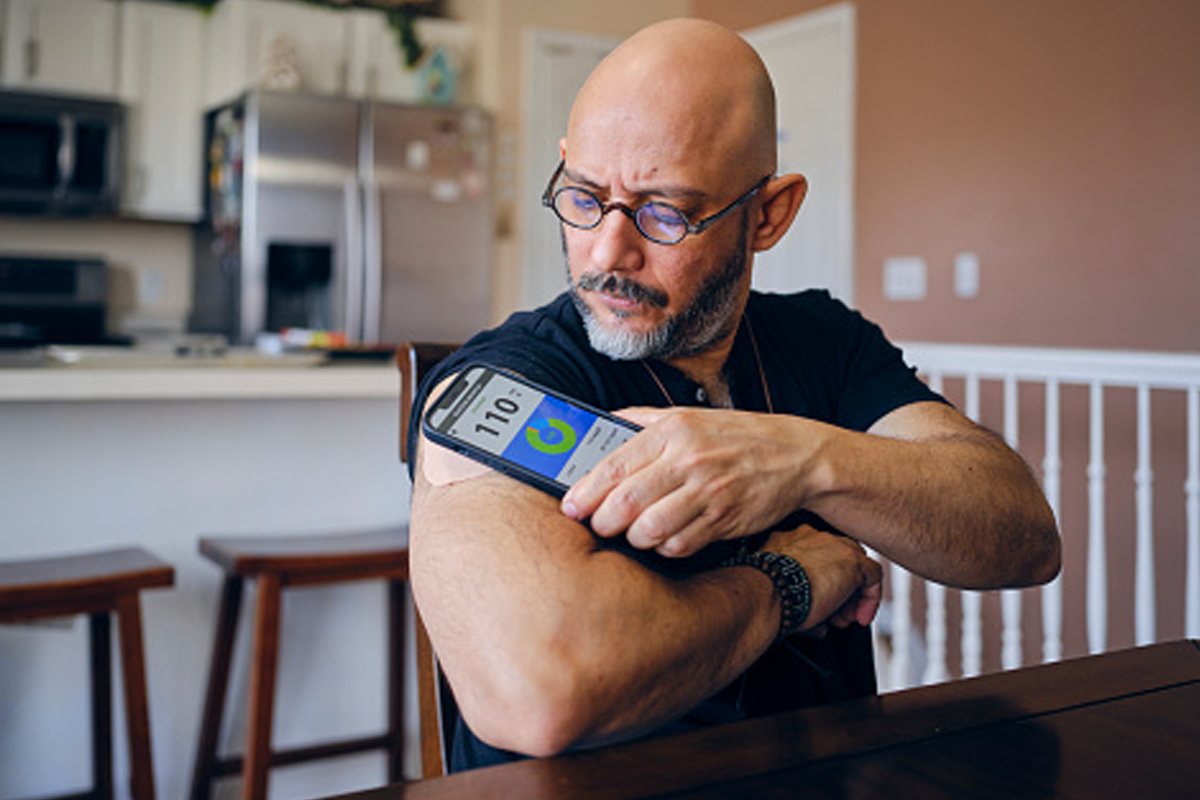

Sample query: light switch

[954,252,980,298]
[883,256,927,301]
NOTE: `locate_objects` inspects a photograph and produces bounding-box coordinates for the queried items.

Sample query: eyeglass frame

[541,160,773,246]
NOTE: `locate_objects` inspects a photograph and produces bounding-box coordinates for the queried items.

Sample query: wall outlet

[954,252,980,298]
[139,268,165,304]
[883,256,927,301]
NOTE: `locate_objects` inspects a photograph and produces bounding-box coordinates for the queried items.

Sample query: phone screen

[424,364,639,491]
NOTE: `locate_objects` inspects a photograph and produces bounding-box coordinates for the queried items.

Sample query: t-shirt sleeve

[404,308,599,480]
[827,299,946,431]
[769,291,945,432]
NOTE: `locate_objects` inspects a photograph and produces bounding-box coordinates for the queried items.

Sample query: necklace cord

[640,316,774,413]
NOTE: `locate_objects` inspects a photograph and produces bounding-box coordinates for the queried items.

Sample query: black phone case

[421,363,641,498]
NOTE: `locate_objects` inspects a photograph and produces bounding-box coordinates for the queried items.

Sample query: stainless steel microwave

[0,91,123,215]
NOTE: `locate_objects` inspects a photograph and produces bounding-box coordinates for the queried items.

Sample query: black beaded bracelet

[723,550,812,639]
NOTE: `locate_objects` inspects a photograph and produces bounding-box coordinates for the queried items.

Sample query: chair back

[399,342,461,464]
[397,341,461,779]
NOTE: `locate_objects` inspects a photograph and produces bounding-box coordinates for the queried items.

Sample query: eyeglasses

[541,160,771,246]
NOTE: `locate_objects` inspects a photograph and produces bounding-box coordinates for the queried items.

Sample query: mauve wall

[694,0,1200,666]
[695,0,1200,352]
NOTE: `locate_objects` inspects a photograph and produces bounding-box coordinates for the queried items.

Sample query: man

[407,18,1060,772]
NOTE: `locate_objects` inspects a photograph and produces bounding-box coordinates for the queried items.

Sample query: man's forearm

[812,405,1060,589]
[411,465,779,756]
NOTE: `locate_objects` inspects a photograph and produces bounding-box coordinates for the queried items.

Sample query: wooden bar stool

[0,546,174,800]
[189,527,409,800]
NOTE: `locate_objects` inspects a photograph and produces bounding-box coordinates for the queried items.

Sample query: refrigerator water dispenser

[265,242,333,332]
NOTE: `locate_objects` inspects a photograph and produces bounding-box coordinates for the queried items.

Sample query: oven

[0,254,113,347]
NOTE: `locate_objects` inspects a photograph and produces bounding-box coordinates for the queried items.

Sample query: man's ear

[558,137,568,160]
[751,174,808,252]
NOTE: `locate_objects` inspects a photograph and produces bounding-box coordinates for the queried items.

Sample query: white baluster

[1003,374,1020,445]
[1001,376,1023,670]
[1186,386,1200,638]
[888,563,913,690]
[964,373,980,422]
[1042,380,1063,663]
[1088,381,1108,654]
[921,371,947,684]
[961,591,982,677]
[959,374,984,676]
[923,583,947,685]
[1000,591,1022,670]
[1135,383,1155,645]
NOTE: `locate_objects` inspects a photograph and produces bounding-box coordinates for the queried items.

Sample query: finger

[649,498,743,558]
[620,490,704,552]
[589,460,688,540]
[855,577,884,627]
[561,432,658,524]
[829,594,875,629]
[624,480,715,553]
[563,407,679,521]
[828,606,855,628]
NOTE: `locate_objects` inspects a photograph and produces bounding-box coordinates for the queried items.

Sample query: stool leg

[114,593,157,800]
[386,580,406,782]
[243,574,282,800]
[89,612,114,800]
[190,576,244,800]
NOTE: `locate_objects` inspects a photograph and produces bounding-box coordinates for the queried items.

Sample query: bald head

[565,18,777,188]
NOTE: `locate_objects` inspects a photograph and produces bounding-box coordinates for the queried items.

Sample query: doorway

[745,3,856,303]
[520,28,618,310]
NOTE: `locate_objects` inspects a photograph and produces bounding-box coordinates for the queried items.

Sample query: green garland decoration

[162,0,440,69]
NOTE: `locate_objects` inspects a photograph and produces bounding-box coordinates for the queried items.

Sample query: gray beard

[564,214,749,362]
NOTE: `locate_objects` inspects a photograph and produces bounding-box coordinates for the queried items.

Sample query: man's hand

[764,525,883,633]
[562,400,1060,590]
[562,407,822,557]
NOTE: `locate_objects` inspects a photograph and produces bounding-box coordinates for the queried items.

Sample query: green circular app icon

[526,418,577,455]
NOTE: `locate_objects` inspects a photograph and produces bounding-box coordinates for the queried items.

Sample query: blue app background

[501,393,598,481]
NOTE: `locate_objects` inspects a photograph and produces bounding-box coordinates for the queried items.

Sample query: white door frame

[520,28,618,310]
[745,3,856,304]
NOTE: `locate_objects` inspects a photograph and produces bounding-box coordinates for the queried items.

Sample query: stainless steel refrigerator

[190,90,493,345]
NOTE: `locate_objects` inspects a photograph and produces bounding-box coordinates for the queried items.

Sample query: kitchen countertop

[0,347,399,402]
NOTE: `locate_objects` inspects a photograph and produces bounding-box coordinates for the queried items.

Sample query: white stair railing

[873,343,1200,691]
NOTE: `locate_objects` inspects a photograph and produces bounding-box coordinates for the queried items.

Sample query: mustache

[574,273,669,308]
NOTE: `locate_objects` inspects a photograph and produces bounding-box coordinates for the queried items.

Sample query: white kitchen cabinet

[118,0,205,221]
[0,0,119,97]
[345,9,409,102]
[346,11,475,105]
[204,0,352,107]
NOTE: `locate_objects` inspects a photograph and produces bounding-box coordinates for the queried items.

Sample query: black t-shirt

[408,289,945,771]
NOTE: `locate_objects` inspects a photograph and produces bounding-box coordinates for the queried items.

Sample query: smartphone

[421,363,641,497]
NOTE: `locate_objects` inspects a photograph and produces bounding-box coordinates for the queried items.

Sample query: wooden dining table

[344,639,1200,800]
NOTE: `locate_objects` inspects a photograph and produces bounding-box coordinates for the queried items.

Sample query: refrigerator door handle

[361,177,383,343]
[343,176,365,343]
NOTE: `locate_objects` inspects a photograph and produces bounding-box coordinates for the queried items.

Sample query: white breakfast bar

[0,357,417,800]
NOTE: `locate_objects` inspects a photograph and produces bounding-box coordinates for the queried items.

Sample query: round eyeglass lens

[637,203,688,244]
[557,188,601,227]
